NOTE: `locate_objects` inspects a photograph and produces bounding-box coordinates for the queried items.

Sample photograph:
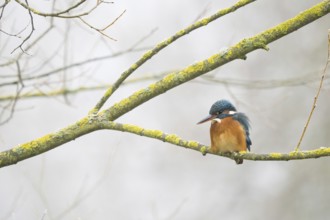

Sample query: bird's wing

[233,113,252,151]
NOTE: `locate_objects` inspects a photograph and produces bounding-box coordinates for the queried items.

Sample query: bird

[197,100,251,164]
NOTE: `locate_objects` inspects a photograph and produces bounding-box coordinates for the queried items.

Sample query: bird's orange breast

[210,117,247,154]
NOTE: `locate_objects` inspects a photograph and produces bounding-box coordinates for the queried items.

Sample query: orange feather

[210,117,247,164]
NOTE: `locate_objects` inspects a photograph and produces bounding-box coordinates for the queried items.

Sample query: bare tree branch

[0,0,10,20]
[4,0,117,55]
[14,0,90,18]
[78,9,125,41]
[0,62,24,124]
[11,0,35,54]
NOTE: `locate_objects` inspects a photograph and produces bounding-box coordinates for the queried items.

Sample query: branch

[78,9,126,41]
[100,121,330,163]
[101,0,330,121]
[2,115,329,168]
[0,117,101,168]
[90,0,256,114]
[11,0,35,54]
[14,0,92,18]
[0,24,54,67]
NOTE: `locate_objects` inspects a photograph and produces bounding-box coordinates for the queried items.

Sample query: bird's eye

[216,111,221,115]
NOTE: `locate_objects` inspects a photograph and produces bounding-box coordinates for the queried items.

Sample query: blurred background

[0,0,329,219]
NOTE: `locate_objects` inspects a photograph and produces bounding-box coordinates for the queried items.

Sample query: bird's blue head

[197,99,236,124]
[209,100,236,115]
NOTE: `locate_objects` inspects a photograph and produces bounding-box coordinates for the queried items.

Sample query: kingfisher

[197,100,251,164]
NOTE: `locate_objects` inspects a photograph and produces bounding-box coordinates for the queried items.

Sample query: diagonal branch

[0,117,101,168]
[102,0,330,121]
[90,0,256,114]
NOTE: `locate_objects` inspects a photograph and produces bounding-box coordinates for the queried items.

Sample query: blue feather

[233,113,252,151]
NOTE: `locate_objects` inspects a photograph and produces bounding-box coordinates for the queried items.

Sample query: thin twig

[14,0,89,18]
[0,61,25,124]
[100,9,126,31]
[295,30,330,151]
[78,17,116,41]
[78,9,125,41]
[11,0,35,54]
[0,47,148,88]
[0,24,54,67]
[0,0,9,20]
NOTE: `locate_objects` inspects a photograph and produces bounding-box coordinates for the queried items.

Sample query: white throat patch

[211,118,221,124]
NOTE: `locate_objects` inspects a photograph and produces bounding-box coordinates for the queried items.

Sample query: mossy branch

[0,1,329,168]
[100,121,330,163]
[102,0,330,121]
[0,117,102,168]
[90,0,256,113]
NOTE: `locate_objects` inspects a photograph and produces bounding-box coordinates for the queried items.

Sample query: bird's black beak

[197,114,217,124]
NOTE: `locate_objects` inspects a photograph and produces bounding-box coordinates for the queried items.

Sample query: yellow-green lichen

[187,141,201,149]
[198,18,209,26]
[162,73,177,84]
[269,153,283,159]
[184,62,204,75]
[150,130,164,139]
[164,134,181,145]
[122,123,143,134]
[239,151,247,155]
[288,151,299,157]
[141,50,153,60]
[130,63,139,70]
[200,146,207,155]
[176,30,186,37]
[147,82,159,92]
[207,53,221,66]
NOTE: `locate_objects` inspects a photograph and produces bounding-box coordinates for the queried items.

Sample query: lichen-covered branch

[90,0,256,113]
[0,117,101,168]
[100,121,330,162]
[102,0,330,121]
